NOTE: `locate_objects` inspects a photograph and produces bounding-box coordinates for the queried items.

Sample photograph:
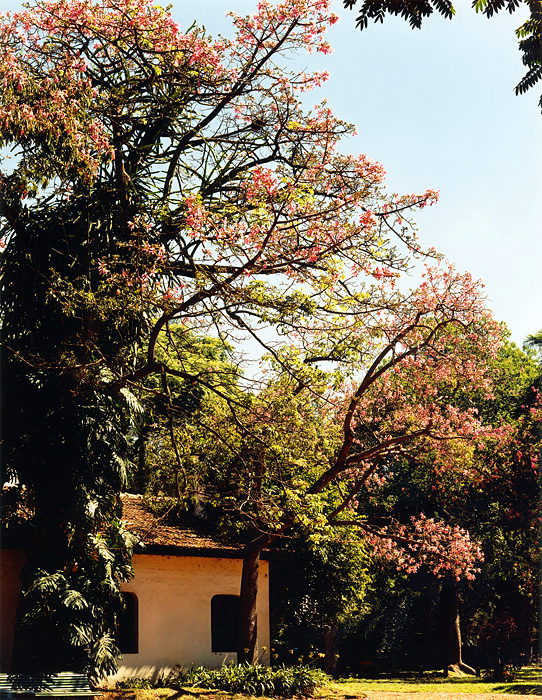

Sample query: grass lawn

[326,667,542,696]
[97,667,542,700]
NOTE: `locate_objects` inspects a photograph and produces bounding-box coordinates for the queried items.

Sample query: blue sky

[178,0,541,348]
[1,0,539,346]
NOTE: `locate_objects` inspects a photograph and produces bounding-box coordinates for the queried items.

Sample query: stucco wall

[116,553,270,679]
[0,550,270,677]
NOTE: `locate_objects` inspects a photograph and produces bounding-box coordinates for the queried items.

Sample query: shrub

[165,662,328,697]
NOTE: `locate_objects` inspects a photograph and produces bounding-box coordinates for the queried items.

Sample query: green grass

[328,667,542,696]
[101,667,542,700]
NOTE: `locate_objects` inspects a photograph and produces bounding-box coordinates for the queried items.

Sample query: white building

[0,493,270,679]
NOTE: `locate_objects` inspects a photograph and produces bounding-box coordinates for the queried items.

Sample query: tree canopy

[339,339,541,674]
[0,0,514,676]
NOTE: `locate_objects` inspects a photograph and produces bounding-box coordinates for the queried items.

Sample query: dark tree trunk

[237,533,271,664]
[324,622,339,677]
[436,574,475,675]
[9,504,88,673]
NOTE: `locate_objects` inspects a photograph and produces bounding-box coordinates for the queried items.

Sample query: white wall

[0,550,270,678]
[116,553,270,679]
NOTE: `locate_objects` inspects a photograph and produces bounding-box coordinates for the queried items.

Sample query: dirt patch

[95,690,255,700]
[95,688,542,700]
[348,694,542,700]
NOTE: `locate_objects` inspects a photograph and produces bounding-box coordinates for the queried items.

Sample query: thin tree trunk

[436,574,475,675]
[324,622,339,677]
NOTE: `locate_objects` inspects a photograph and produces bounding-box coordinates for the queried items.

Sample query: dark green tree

[271,535,371,676]
[1,203,141,678]
[524,329,542,362]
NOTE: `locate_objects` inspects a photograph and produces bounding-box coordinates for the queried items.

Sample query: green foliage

[140,371,340,547]
[344,0,455,30]
[115,677,154,690]
[1,376,138,677]
[10,520,136,682]
[132,329,242,499]
[115,663,329,697]
[336,339,541,673]
[271,534,371,666]
[0,156,147,675]
[524,329,542,364]
[164,663,329,697]
[276,535,370,627]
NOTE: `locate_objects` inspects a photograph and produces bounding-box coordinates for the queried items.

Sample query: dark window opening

[211,595,239,652]
[118,592,138,654]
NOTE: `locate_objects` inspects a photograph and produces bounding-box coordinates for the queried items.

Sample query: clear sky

[175,0,541,348]
[1,0,539,347]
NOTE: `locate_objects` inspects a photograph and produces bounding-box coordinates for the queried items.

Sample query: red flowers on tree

[0,0,508,674]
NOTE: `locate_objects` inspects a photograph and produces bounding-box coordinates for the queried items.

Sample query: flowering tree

[0,0,503,676]
[339,339,541,673]
[185,268,502,661]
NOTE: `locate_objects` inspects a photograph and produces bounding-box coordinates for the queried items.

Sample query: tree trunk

[324,622,339,677]
[237,534,271,664]
[436,574,475,675]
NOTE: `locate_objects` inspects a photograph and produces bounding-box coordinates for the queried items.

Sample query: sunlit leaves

[0,0,511,675]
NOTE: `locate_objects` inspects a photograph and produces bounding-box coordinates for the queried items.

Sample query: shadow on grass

[492,666,542,694]
[494,684,542,696]
[515,670,542,681]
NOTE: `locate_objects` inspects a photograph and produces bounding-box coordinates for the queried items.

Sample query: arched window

[118,592,138,654]
[211,595,239,652]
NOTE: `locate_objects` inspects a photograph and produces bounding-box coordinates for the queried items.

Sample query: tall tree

[0,0,502,675]
[161,284,504,663]
[340,339,541,673]
[524,329,542,361]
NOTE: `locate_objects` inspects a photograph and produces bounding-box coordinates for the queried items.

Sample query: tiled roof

[0,488,246,558]
[121,493,240,557]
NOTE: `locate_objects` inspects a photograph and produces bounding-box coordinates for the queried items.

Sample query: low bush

[116,662,327,697]
[165,662,328,697]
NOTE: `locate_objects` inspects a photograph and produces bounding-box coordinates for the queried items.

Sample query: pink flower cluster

[366,514,483,580]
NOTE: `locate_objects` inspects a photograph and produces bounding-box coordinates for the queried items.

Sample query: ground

[95,688,542,700]
[95,667,542,700]
[359,694,542,700]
